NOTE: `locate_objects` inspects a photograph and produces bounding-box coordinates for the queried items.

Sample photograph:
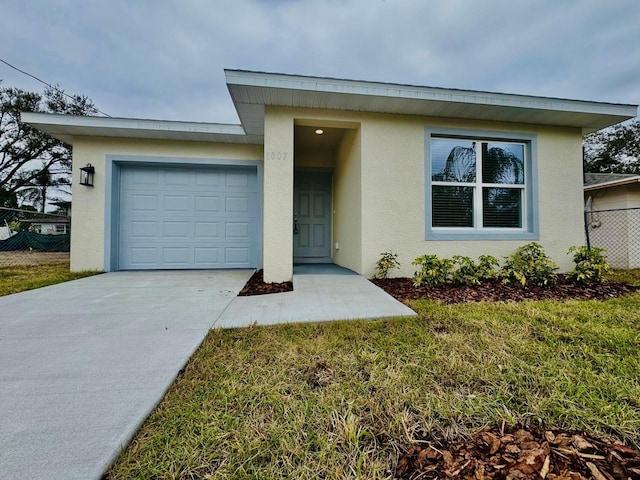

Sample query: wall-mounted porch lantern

[79,164,95,186]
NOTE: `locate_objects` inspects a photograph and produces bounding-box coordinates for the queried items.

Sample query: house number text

[266,151,288,161]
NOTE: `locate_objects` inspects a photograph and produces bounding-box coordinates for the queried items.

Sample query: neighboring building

[23,70,637,281]
[20,216,71,235]
[584,172,640,269]
[49,200,72,217]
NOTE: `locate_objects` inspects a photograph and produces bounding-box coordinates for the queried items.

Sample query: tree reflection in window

[431,138,525,229]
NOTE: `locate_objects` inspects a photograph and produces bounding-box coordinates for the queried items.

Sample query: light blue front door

[293,170,332,263]
[118,165,258,270]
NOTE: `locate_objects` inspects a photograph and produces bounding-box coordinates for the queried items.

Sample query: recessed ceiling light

[315,129,324,135]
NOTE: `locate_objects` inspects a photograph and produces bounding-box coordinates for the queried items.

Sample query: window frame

[425,127,539,241]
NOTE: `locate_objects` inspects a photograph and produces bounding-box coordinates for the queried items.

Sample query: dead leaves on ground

[396,424,640,479]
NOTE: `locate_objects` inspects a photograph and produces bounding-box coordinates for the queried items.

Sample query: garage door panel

[164,170,189,186]
[118,165,258,270]
[162,247,190,265]
[194,222,220,239]
[163,221,190,238]
[131,194,158,212]
[194,195,222,212]
[163,195,190,211]
[129,221,158,238]
[130,169,159,185]
[194,170,223,186]
[125,247,158,267]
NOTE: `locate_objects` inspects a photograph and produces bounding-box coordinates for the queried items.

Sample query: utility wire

[0,57,111,117]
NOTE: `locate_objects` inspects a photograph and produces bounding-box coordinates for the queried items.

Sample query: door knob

[293,215,299,235]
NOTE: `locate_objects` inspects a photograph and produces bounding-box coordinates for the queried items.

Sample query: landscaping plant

[450,255,481,286]
[412,254,453,287]
[476,254,500,281]
[500,242,558,287]
[373,251,400,279]
[568,245,611,285]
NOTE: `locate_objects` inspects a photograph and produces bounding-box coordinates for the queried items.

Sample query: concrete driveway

[0,270,252,480]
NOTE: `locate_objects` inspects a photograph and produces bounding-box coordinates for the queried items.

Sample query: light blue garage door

[118,165,258,270]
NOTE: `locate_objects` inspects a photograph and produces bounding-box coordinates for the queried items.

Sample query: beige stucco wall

[70,136,262,271]
[262,108,294,282]
[333,128,362,273]
[273,107,585,276]
[71,107,586,279]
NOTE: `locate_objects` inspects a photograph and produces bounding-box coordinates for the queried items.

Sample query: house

[19,216,70,235]
[584,172,640,269]
[22,70,637,282]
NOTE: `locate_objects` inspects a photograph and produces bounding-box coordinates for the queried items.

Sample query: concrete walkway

[0,270,252,480]
[215,264,416,328]
[0,266,414,480]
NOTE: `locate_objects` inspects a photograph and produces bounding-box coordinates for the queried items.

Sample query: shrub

[477,255,500,281]
[567,246,611,284]
[412,254,453,287]
[374,251,400,279]
[450,255,501,286]
[500,242,558,288]
[451,256,481,286]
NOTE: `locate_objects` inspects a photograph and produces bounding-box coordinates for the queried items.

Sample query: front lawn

[0,263,100,297]
[106,272,640,479]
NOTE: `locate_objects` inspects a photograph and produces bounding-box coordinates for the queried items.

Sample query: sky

[1,0,639,124]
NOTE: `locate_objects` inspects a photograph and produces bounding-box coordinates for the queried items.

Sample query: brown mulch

[238,269,293,296]
[395,424,640,480]
[372,276,640,305]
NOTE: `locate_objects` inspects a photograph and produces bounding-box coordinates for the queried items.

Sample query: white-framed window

[425,128,539,240]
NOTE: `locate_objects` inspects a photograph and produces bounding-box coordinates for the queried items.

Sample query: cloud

[1,0,638,123]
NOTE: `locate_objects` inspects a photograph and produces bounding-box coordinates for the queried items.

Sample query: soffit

[20,113,264,145]
[226,70,638,136]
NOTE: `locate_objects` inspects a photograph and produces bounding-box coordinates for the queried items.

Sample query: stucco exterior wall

[70,136,262,272]
[359,116,583,276]
[72,107,586,278]
[263,108,294,282]
[275,107,584,277]
[333,128,362,273]
[295,149,335,169]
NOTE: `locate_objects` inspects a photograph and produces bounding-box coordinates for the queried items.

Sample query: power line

[0,57,111,117]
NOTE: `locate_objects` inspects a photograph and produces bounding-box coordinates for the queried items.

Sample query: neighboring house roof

[20,217,70,224]
[21,70,638,145]
[584,172,640,191]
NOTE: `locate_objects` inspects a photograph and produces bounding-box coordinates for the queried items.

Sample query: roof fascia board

[20,112,248,136]
[584,177,640,191]
[225,69,638,118]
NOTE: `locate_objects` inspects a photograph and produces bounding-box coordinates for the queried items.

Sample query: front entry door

[293,170,332,263]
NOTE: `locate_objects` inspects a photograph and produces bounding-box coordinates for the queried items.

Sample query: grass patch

[0,263,100,296]
[107,273,640,479]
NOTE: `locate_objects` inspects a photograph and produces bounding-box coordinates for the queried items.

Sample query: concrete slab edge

[95,333,210,479]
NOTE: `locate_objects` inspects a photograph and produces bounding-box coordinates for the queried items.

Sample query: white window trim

[425,127,539,241]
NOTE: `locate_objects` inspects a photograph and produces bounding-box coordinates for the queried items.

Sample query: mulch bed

[372,276,640,305]
[395,423,640,479]
[238,269,293,296]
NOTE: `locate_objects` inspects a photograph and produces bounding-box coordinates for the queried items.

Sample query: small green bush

[568,246,611,284]
[412,254,453,287]
[451,256,481,286]
[501,242,558,288]
[477,255,500,281]
[374,251,400,279]
[450,255,501,286]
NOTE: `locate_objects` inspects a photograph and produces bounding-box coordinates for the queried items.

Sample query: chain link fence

[585,207,640,269]
[0,207,70,267]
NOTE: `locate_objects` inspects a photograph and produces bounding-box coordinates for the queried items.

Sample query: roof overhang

[20,113,263,145]
[584,176,640,192]
[225,69,638,136]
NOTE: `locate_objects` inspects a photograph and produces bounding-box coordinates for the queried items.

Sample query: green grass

[107,271,640,480]
[0,263,100,296]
